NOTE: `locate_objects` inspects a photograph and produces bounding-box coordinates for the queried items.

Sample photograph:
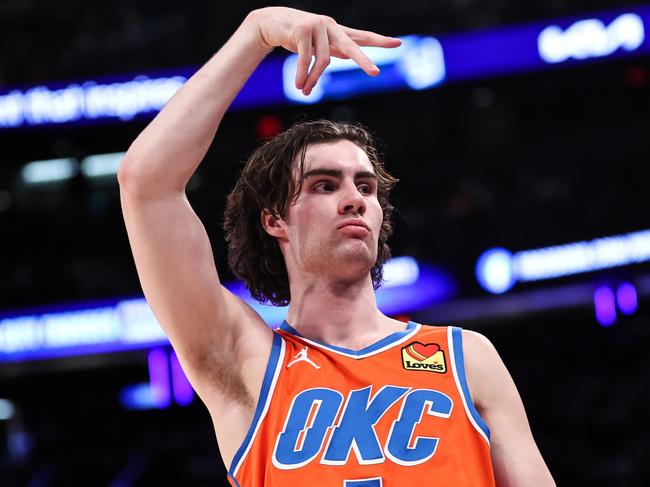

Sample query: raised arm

[117,11,273,412]
[117,7,401,418]
[463,330,556,487]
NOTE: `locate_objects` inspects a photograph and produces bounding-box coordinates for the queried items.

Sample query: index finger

[339,26,402,48]
[327,25,379,76]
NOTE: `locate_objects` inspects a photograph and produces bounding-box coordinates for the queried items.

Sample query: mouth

[337,220,371,238]
[338,220,370,231]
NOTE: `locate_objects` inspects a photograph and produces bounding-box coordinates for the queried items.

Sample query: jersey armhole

[228,331,286,483]
[448,326,491,444]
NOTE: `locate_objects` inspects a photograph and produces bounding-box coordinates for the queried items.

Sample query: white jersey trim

[448,326,491,445]
[230,333,286,479]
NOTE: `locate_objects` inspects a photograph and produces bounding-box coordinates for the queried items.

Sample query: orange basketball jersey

[227,322,495,487]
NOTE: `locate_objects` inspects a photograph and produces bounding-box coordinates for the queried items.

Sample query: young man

[118,7,555,486]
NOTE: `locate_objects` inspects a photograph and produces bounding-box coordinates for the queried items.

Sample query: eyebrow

[302,168,377,181]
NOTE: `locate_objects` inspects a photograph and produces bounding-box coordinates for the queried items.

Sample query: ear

[261,209,287,239]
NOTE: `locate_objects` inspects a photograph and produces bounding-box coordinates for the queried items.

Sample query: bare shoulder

[459,329,505,407]
[459,328,535,429]
[460,328,556,486]
[460,328,496,357]
[460,329,503,372]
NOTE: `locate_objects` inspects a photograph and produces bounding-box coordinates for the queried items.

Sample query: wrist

[242,9,274,54]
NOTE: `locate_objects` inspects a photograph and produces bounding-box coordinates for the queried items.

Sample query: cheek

[290,202,328,241]
[295,205,320,230]
[370,200,384,231]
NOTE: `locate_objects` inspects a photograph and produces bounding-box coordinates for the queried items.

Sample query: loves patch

[401,341,447,373]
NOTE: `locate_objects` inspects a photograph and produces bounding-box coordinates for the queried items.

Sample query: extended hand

[247,7,402,96]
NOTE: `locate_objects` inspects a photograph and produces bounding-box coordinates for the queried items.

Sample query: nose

[338,183,366,216]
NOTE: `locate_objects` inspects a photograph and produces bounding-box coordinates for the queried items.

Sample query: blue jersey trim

[228,332,284,481]
[451,327,491,441]
[278,320,417,357]
[227,474,241,487]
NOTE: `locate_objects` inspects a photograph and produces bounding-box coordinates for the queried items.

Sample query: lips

[338,220,370,231]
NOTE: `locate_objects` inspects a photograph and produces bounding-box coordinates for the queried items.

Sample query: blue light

[170,350,194,406]
[4,6,649,130]
[382,256,420,287]
[398,37,446,90]
[122,352,193,410]
[376,263,456,315]
[80,152,125,178]
[0,398,15,420]
[476,228,650,290]
[119,383,158,410]
[594,286,617,326]
[148,348,171,409]
[223,280,288,328]
[616,282,638,315]
[0,75,188,129]
[21,158,78,184]
[538,13,645,64]
[0,297,168,363]
[282,55,326,104]
[476,248,516,294]
[0,256,452,362]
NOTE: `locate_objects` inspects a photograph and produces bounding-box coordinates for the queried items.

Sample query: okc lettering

[272,385,453,469]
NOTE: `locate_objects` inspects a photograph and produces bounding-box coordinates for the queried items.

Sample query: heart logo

[412,342,440,358]
[405,341,441,361]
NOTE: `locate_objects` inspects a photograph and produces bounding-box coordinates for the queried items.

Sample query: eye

[357,183,374,194]
[313,181,335,192]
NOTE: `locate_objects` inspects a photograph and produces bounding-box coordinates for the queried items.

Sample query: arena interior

[1,1,649,485]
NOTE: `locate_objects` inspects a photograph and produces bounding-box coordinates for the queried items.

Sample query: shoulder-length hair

[223,119,398,306]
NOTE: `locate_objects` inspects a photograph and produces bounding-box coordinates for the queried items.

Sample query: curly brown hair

[223,119,398,306]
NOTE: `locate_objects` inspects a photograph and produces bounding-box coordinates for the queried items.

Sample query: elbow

[116,152,157,199]
[116,154,134,189]
[117,152,187,199]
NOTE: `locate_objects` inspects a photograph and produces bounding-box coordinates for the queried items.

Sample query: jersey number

[344,478,382,487]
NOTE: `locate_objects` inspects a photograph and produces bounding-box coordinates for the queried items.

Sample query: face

[265,139,384,285]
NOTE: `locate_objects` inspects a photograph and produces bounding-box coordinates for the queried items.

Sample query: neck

[285,274,403,349]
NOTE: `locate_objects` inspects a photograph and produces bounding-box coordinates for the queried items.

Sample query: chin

[332,247,375,279]
[308,238,377,280]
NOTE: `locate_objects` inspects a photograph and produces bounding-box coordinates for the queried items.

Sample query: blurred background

[1,0,649,485]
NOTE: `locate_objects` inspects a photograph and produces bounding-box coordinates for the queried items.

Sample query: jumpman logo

[287,347,320,369]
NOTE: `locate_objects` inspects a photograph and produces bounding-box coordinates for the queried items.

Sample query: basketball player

[118,7,555,486]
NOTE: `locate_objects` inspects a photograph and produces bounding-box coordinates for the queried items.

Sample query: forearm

[119,12,270,194]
